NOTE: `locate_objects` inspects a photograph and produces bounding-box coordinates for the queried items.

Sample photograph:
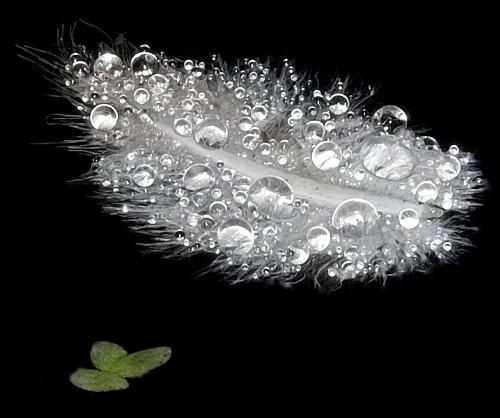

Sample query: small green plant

[69,341,172,392]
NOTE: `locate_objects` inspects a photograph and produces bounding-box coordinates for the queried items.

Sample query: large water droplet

[147,74,169,94]
[183,164,216,191]
[93,53,123,78]
[251,105,268,121]
[328,93,349,116]
[90,104,118,131]
[398,208,420,229]
[361,137,415,180]
[311,141,343,171]
[436,155,461,181]
[306,226,331,252]
[130,51,159,77]
[332,198,378,236]
[194,119,228,148]
[416,181,438,203]
[217,219,255,256]
[131,164,156,187]
[133,88,150,105]
[72,61,90,77]
[247,176,294,219]
[288,243,310,265]
[373,105,408,133]
[174,118,193,136]
[303,121,325,144]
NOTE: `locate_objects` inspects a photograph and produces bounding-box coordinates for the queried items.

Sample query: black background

[10,5,498,415]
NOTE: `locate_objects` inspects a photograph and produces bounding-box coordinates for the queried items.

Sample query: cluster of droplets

[61,46,483,285]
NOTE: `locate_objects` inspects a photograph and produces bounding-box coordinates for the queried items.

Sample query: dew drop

[183,164,216,191]
[361,136,415,180]
[398,208,420,229]
[131,164,156,187]
[217,219,255,256]
[147,74,169,94]
[174,118,193,136]
[332,198,378,236]
[90,104,118,131]
[303,121,325,144]
[194,118,228,148]
[247,176,294,219]
[130,51,159,77]
[288,243,310,265]
[93,53,123,78]
[311,141,343,171]
[436,155,461,181]
[306,226,331,252]
[134,88,150,105]
[416,181,438,203]
[373,105,408,133]
[251,105,268,121]
[71,61,90,77]
[328,93,349,115]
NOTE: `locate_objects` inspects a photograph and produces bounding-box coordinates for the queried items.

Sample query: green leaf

[69,368,129,392]
[111,347,172,378]
[90,341,128,372]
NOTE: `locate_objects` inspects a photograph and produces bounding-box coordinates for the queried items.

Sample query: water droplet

[194,118,228,148]
[147,74,169,94]
[373,105,408,133]
[332,198,378,236]
[398,208,420,229]
[311,141,343,171]
[90,104,118,131]
[174,118,193,136]
[131,164,156,187]
[361,136,415,180]
[291,108,304,120]
[183,164,216,190]
[159,153,174,168]
[306,226,331,252]
[436,155,461,181]
[217,219,255,256]
[242,133,259,150]
[328,93,349,115]
[130,51,159,77]
[415,135,440,151]
[251,105,268,121]
[238,117,253,132]
[247,176,294,219]
[303,121,325,144]
[353,169,366,181]
[416,181,438,203]
[288,243,310,265]
[71,61,90,77]
[200,215,217,230]
[210,201,227,215]
[449,144,459,155]
[134,88,150,104]
[93,53,123,78]
[443,241,452,251]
